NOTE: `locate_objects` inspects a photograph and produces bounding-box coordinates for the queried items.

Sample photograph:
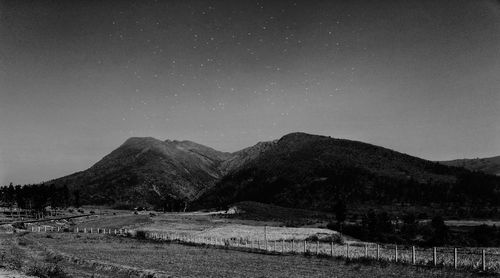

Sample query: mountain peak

[122,137,162,146]
[279,132,329,142]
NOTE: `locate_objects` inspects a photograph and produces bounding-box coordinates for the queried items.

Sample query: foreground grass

[26,232,493,278]
[0,233,128,277]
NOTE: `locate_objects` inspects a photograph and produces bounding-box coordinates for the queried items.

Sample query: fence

[28,225,500,273]
[1,208,62,222]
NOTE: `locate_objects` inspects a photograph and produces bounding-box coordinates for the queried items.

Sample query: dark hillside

[440,156,500,176]
[35,132,500,213]
[196,133,500,211]
[46,137,231,210]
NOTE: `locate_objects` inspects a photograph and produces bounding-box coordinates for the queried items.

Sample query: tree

[73,190,80,208]
[401,212,418,240]
[429,215,449,245]
[334,200,347,233]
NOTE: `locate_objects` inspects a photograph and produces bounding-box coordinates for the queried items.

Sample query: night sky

[1,0,499,185]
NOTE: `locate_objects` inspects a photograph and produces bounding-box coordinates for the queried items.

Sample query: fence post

[454,248,457,269]
[412,246,416,265]
[376,244,380,260]
[433,247,437,266]
[330,241,333,257]
[316,240,319,255]
[482,249,486,271]
[274,240,276,252]
[304,240,307,253]
[346,243,349,258]
[76,227,79,233]
[364,244,368,257]
[264,226,268,251]
[282,239,284,253]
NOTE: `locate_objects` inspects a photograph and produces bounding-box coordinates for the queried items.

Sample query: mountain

[439,156,500,176]
[47,137,231,210]
[219,140,276,175]
[196,133,500,211]
[46,132,500,211]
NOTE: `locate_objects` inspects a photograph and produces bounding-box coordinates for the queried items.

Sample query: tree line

[0,183,80,210]
[329,204,500,247]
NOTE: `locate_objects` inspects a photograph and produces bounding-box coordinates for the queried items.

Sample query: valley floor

[0,231,492,278]
[0,210,499,277]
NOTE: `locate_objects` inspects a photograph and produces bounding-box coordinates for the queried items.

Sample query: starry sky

[1,0,499,185]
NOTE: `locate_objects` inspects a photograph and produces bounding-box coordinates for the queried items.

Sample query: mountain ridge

[439,156,500,176]
[44,132,500,211]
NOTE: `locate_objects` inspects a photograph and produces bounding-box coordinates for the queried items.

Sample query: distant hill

[45,132,500,211]
[196,133,500,211]
[439,156,500,176]
[47,137,231,210]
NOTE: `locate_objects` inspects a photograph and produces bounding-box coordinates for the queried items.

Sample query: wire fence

[27,225,500,273]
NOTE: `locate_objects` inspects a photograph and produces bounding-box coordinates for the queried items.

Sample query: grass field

[20,232,490,278]
[3,206,500,277]
[141,216,342,242]
[72,214,152,230]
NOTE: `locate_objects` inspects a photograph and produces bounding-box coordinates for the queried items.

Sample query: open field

[25,212,500,272]
[20,232,491,278]
[3,207,500,277]
[140,213,343,242]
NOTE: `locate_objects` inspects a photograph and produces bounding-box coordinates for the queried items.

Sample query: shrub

[12,222,25,229]
[135,230,147,240]
[27,264,69,278]
[17,237,30,246]
[45,253,64,264]
[305,233,343,243]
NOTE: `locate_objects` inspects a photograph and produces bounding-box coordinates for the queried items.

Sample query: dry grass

[194,224,337,241]
[73,214,152,230]
[138,212,350,243]
[26,232,489,278]
[18,210,500,276]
